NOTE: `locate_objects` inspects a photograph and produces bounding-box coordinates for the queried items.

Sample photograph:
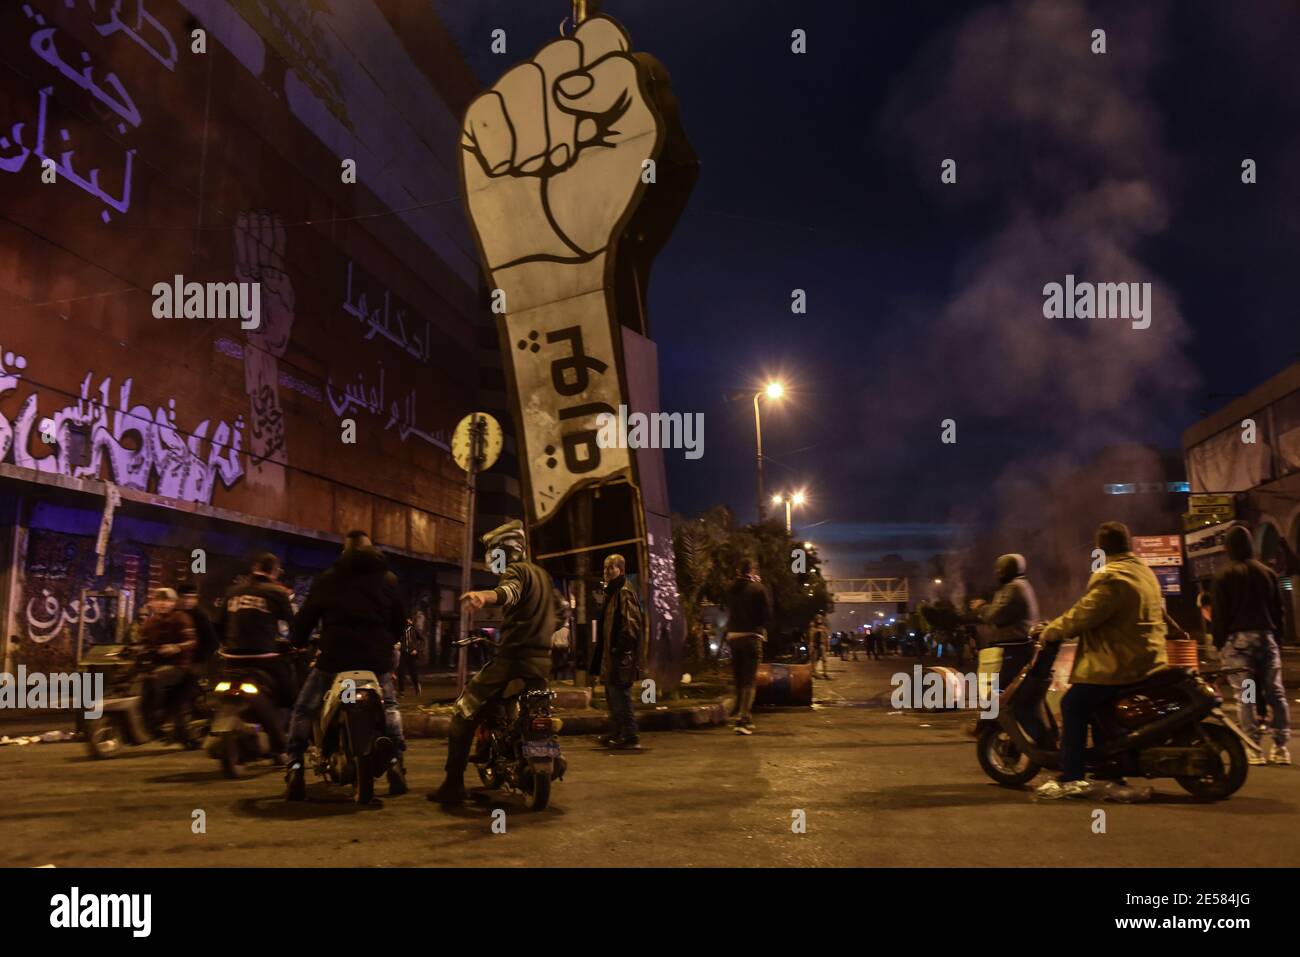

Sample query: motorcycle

[457,634,566,811]
[296,668,399,805]
[83,644,210,759]
[206,647,300,778]
[975,632,1251,799]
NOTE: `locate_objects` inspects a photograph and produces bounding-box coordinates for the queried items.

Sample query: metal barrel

[754,663,813,706]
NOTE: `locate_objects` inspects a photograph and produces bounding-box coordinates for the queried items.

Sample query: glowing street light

[771,489,805,533]
[753,380,785,521]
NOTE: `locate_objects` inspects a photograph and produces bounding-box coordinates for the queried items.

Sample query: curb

[402,700,730,739]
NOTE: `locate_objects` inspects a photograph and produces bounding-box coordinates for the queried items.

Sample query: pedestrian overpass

[826,578,909,606]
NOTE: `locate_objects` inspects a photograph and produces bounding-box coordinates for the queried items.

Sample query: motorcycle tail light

[239,683,259,694]
[531,717,551,732]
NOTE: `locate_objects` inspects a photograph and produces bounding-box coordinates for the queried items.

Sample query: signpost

[1133,535,1184,596]
[451,412,503,693]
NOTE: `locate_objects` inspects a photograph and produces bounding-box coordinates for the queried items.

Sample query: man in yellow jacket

[1033,521,1182,800]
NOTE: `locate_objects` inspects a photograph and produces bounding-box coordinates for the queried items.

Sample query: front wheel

[218,734,246,779]
[976,724,1041,788]
[1176,722,1248,800]
[85,716,124,759]
[523,769,551,811]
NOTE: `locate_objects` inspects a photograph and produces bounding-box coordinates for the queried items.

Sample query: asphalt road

[1,657,1296,867]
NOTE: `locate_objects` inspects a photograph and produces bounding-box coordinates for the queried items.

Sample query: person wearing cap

[284,531,409,800]
[137,587,201,744]
[429,519,555,805]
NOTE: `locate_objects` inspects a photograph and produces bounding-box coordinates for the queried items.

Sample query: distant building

[0,2,518,675]
[1183,362,1300,643]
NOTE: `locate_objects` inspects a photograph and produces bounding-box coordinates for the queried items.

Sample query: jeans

[729,634,761,723]
[606,680,637,740]
[1060,683,1123,781]
[286,667,404,763]
[397,652,422,696]
[1222,631,1290,747]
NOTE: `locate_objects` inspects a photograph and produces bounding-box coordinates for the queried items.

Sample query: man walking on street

[725,558,773,735]
[1212,525,1291,766]
[809,613,831,679]
[593,554,643,749]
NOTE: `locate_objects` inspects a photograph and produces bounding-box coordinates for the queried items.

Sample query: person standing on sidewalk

[397,617,424,698]
[809,613,831,679]
[593,554,643,749]
[725,558,773,736]
[1212,525,1290,766]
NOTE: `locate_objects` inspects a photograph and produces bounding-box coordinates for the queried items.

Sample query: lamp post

[771,489,805,533]
[753,381,784,521]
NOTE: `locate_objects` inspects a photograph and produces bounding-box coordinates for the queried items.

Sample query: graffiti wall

[0,0,484,559]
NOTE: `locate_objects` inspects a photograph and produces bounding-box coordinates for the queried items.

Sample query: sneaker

[285,762,306,801]
[387,756,408,796]
[595,734,618,748]
[734,721,754,736]
[1248,747,1268,766]
[1032,779,1094,801]
[611,736,641,750]
[427,779,467,805]
[1268,745,1291,766]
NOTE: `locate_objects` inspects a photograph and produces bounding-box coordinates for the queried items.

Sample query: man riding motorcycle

[215,552,298,759]
[1033,521,1186,800]
[429,519,555,805]
[284,531,409,800]
[137,587,201,745]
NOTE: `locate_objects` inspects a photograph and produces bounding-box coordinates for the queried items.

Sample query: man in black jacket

[214,553,298,755]
[1212,525,1290,765]
[284,532,409,799]
[724,558,773,735]
[429,520,555,805]
[592,553,644,748]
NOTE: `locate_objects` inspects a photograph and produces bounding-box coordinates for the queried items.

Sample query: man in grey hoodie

[1212,525,1290,766]
[971,554,1040,644]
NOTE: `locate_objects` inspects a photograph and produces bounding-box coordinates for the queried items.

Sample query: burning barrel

[754,662,813,707]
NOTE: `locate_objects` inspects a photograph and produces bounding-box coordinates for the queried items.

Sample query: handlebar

[454,634,502,648]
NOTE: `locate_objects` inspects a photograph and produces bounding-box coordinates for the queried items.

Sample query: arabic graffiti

[3,3,162,223]
[0,347,246,505]
[26,588,101,644]
[234,211,294,491]
[325,360,449,450]
[343,261,433,365]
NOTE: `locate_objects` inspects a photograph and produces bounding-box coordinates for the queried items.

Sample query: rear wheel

[85,716,123,759]
[343,713,375,805]
[523,769,551,811]
[976,725,1041,788]
[1176,722,1248,800]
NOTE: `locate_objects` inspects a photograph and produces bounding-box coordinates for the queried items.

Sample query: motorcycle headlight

[239,683,260,695]
[214,681,232,693]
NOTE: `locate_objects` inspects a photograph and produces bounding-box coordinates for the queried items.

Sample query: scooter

[206,647,299,778]
[456,634,566,811]
[296,668,399,804]
[83,645,209,759]
[975,633,1251,799]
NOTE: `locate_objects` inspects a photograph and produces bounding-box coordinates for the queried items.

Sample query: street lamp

[771,489,805,533]
[753,380,784,521]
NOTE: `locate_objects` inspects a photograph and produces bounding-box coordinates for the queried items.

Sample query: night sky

[432,0,1300,575]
